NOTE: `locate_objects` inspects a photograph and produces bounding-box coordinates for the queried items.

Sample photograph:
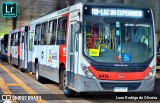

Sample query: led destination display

[91,8,143,18]
[84,6,151,18]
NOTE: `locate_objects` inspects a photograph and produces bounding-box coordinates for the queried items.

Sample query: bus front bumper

[76,74,155,92]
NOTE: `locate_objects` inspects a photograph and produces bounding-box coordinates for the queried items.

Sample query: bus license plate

[114,87,128,92]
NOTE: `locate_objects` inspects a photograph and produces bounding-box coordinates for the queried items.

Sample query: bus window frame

[56,16,68,45]
[48,19,57,45]
[34,23,41,45]
[40,21,49,45]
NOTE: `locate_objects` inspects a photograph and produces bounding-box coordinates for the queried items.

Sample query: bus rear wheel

[62,70,76,97]
[35,63,42,82]
[21,68,26,72]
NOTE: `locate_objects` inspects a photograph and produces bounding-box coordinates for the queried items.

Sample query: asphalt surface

[0,60,160,103]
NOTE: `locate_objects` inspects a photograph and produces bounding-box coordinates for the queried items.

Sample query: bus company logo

[48,49,57,62]
[119,74,124,80]
[48,49,52,62]
[52,53,57,60]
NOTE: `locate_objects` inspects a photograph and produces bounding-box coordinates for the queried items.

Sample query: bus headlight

[81,64,96,79]
[145,66,156,79]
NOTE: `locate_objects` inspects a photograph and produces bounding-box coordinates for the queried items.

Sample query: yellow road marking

[0,63,47,103]
[0,77,17,103]
[6,83,20,86]
[0,77,12,94]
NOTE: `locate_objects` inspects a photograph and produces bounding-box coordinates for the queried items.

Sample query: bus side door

[68,21,79,87]
[24,27,28,70]
[20,30,25,69]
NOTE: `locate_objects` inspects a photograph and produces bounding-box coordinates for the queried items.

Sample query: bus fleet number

[98,74,109,79]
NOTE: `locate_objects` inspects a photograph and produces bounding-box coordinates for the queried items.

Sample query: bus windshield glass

[83,17,153,63]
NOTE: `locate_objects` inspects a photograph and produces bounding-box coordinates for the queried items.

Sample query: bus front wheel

[62,70,76,97]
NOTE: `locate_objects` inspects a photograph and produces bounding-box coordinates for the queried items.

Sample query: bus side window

[35,24,41,45]
[57,17,68,45]
[14,33,16,46]
[18,32,20,45]
[21,32,24,43]
[40,22,48,45]
[11,34,14,46]
[29,32,33,51]
[12,34,15,46]
[15,33,18,46]
[48,19,57,45]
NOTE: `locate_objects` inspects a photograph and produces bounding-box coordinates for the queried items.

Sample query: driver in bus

[88,24,99,49]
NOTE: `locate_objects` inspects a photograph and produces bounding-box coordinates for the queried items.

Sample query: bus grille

[100,82,141,90]
[93,66,146,72]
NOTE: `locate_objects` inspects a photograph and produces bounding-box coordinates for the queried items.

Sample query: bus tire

[10,57,13,66]
[59,70,63,90]
[62,70,76,97]
[1,55,3,60]
[35,63,42,82]
[21,68,26,72]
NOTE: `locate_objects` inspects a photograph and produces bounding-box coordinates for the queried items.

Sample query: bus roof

[29,2,151,25]
[29,3,83,25]
[83,2,151,9]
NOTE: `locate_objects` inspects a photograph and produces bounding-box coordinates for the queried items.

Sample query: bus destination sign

[83,6,149,18]
[91,8,143,18]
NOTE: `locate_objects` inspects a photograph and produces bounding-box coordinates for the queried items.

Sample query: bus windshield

[83,17,154,63]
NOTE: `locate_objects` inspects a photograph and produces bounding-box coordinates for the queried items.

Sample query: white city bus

[13,3,156,97]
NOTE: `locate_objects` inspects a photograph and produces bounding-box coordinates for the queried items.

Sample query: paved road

[26,67,160,103]
[1,61,160,103]
[0,61,69,103]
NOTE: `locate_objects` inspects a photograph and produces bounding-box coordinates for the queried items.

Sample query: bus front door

[69,21,79,87]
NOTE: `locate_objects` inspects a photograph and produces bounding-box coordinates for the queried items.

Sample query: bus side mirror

[75,21,81,34]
